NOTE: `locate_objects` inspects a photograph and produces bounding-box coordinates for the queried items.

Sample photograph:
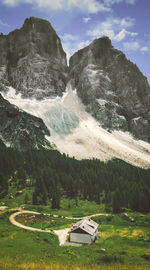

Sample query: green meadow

[0,199,150,270]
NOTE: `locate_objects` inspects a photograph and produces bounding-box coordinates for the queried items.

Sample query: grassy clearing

[0,186,34,208]
[15,213,78,230]
[24,198,105,218]
[0,208,150,269]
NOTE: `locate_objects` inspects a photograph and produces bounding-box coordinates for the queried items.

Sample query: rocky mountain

[0,17,150,167]
[0,17,68,99]
[69,36,150,143]
[0,92,51,150]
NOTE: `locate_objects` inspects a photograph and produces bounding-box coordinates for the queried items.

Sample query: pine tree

[24,193,29,204]
[52,192,60,209]
[32,190,38,205]
[112,189,122,213]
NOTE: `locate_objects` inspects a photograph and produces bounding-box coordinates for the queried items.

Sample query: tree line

[0,145,150,213]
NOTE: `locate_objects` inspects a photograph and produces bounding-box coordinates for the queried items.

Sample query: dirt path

[9,210,51,233]
[9,210,71,245]
[0,206,8,211]
[9,210,109,245]
[65,212,110,220]
[53,228,70,245]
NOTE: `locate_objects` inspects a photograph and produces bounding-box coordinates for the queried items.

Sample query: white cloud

[68,0,111,13]
[114,29,138,42]
[88,27,115,39]
[83,17,91,23]
[61,33,90,63]
[123,41,140,51]
[103,0,122,6]
[61,33,80,63]
[120,17,135,28]
[140,46,149,52]
[87,17,137,42]
[0,19,9,28]
[78,40,90,49]
[126,0,136,4]
[123,42,149,52]
[2,0,111,13]
[3,0,65,9]
[2,0,20,5]
[103,0,136,5]
[61,33,79,42]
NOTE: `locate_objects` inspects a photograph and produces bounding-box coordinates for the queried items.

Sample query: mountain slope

[0,92,51,149]
[69,36,150,143]
[0,17,68,99]
[0,17,150,168]
[2,86,150,168]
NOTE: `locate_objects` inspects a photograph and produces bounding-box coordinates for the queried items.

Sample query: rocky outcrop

[69,36,150,142]
[0,17,68,99]
[0,93,51,149]
[0,138,5,147]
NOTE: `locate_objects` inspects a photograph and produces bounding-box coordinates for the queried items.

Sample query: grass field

[0,201,150,270]
[15,213,78,230]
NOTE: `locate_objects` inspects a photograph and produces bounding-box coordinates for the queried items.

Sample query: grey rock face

[0,18,150,146]
[0,17,68,99]
[69,36,150,142]
[0,93,51,150]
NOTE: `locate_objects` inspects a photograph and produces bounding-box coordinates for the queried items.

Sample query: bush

[101,255,124,264]
[141,254,150,261]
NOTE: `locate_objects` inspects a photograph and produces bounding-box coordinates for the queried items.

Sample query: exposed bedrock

[69,36,150,142]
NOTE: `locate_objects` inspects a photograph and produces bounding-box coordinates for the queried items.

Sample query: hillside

[0,17,150,168]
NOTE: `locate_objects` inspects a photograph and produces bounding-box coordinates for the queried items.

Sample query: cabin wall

[91,230,98,242]
[70,232,92,245]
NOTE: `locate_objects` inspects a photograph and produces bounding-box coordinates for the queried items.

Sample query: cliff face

[0,18,150,148]
[0,17,68,99]
[0,93,51,150]
[69,36,150,142]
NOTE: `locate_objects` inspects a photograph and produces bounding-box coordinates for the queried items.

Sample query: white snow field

[2,85,150,168]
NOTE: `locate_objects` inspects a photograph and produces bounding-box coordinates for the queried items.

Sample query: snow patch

[97,98,107,106]
[1,86,150,169]
[0,135,10,147]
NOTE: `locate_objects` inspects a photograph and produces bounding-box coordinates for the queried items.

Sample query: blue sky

[0,0,150,83]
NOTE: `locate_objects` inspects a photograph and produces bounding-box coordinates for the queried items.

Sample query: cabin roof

[69,218,99,236]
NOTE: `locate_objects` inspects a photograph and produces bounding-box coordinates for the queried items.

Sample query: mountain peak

[92,36,112,47]
[0,16,150,155]
[22,16,55,34]
[0,16,68,99]
[69,33,150,143]
[24,16,50,24]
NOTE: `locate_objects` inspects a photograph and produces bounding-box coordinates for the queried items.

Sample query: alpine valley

[0,17,150,168]
[0,17,150,270]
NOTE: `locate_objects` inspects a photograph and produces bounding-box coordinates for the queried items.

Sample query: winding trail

[9,210,51,233]
[65,212,109,220]
[9,209,109,245]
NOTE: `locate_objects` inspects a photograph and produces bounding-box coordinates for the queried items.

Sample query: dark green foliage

[0,145,150,212]
[112,188,123,213]
[141,254,150,261]
[24,193,29,204]
[100,255,124,264]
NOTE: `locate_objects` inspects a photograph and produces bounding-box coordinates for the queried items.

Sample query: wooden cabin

[69,218,99,245]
